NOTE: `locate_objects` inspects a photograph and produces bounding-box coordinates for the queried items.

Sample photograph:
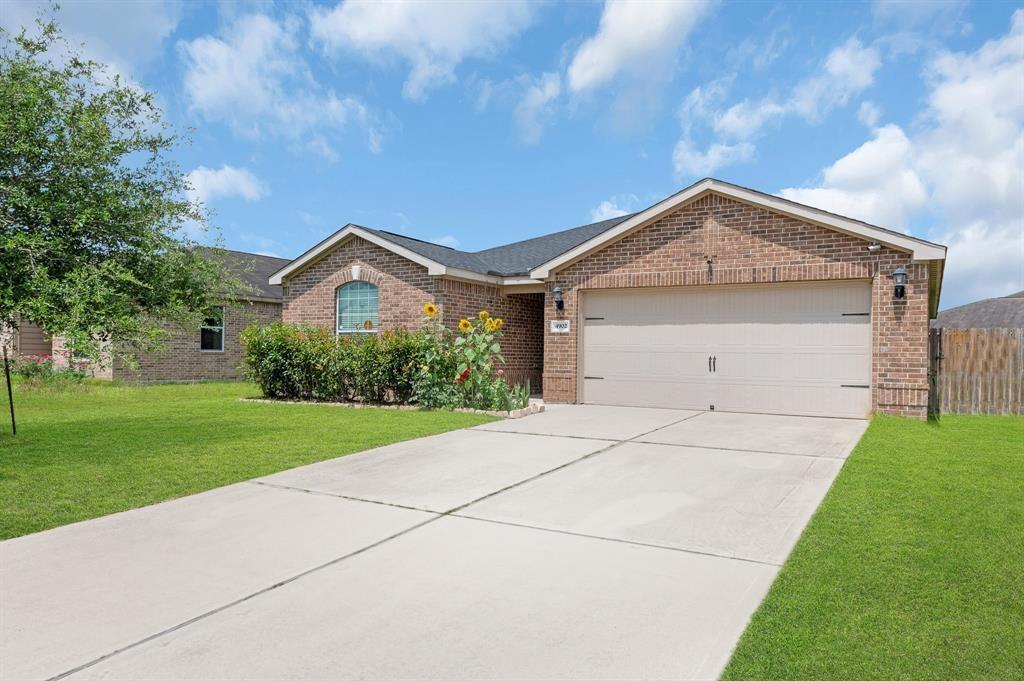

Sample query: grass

[723,415,1024,680]
[0,381,495,540]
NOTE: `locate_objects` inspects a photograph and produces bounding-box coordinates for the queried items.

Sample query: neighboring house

[2,317,52,358]
[932,291,1024,329]
[931,291,1023,415]
[5,250,288,383]
[109,250,288,382]
[272,178,947,419]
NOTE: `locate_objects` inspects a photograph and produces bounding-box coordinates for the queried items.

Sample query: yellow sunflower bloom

[478,310,490,321]
[423,302,438,318]
[494,318,504,330]
[458,319,472,333]
[485,319,496,332]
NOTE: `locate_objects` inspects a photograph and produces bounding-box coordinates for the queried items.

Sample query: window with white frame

[337,281,379,334]
[200,306,224,351]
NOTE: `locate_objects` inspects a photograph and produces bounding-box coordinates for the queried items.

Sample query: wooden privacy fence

[932,327,1024,415]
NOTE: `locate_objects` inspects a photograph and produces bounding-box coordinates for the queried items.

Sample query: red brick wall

[114,301,281,382]
[282,237,434,331]
[543,192,930,418]
[282,237,545,389]
[436,279,544,389]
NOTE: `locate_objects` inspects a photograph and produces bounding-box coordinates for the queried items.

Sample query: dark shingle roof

[203,249,291,301]
[932,292,1024,329]
[365,213,637,277]
[357,227,494,273]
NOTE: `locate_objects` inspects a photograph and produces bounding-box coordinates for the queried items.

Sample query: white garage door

[581,281,871,418]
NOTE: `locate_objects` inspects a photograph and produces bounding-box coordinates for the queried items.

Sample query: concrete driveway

[1,406,866,681]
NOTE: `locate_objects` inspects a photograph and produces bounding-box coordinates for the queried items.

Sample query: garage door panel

[582,282,871,418]
[584,377,714,411]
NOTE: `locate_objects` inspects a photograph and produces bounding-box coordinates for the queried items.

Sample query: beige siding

[16,319,52,357]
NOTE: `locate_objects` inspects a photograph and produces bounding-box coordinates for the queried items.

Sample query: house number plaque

[549,320,570,333]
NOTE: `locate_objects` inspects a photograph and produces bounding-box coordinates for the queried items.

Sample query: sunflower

[422,302,438,318]
[494,318,504,330]
[478,310,490,321]
[485,318,496,332]
[458,319,473,333]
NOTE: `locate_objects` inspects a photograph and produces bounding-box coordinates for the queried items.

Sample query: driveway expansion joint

[449,513,783,568]
[631,439,850,460]
[247,480,435,514]
[46,514,444,681]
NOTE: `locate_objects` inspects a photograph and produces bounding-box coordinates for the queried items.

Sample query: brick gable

[544,192,930,418]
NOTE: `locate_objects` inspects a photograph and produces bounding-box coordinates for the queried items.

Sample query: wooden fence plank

[934,327,1024,415]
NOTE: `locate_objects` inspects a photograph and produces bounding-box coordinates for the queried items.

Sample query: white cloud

[514,72,562,144]
[789,38,882,121]
[713,99,786,140]
[673,138,755,179]
[590,194,639,221]
[872,0,967,27]
[675,36,882,180]
[298,211,324,227]
[709,38,881,142]
[180,14,378,158]
[186,165,268,205]
[567,0,711,94]
[781,125,928,228]
[779,11,1024,307]
[433,235,461,248]
[858,101,882,127]
[1,1,181,76]
[309,0,538,101]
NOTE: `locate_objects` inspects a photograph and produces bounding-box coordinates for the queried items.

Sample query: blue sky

[3,0,1022,308]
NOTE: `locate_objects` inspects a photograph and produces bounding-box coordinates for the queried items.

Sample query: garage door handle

[713,356,717,372]
[708,356,712,373]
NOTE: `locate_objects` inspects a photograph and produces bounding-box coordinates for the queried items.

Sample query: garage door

[581,282,871,418]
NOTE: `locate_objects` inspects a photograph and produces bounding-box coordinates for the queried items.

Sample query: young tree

[0,18,248,362]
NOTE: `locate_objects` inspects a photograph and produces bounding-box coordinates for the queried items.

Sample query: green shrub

[241,307,530,412]
[241,323,431,404]
[10,353,87,390]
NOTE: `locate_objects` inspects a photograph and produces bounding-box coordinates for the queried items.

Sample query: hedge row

[241,323,431,403]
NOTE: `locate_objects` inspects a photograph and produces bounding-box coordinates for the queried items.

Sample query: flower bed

[241,304,530,412]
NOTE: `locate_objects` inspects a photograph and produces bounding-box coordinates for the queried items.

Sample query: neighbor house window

[200,306,224,351]
[337,281,378,334]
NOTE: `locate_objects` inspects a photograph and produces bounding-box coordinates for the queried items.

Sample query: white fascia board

[441,267,504,285]
[269,225,447,284]
[529,179,946,279]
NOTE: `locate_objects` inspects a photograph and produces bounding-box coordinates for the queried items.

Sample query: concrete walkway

[1,406,867,681]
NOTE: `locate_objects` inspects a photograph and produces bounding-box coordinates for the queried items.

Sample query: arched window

[336,281,379,334]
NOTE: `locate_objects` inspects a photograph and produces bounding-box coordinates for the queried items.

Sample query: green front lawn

[724,415,1024,679]
[0,381,495,539]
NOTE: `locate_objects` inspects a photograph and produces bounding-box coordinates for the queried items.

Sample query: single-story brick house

[272,178,947,419]
[5,250,287,383]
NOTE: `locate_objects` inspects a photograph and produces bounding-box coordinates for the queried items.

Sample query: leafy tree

[0,17,247,362]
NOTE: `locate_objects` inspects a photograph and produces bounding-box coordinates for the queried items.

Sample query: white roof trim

[529,178,947,279]
[269,225,448,284]
[270,225,521,287]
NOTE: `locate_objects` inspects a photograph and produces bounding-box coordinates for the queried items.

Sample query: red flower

[455,368,471,384]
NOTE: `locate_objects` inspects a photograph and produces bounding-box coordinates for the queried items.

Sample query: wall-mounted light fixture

[553,286,564,311]
[892,266,908,299]
[867,242,881,252]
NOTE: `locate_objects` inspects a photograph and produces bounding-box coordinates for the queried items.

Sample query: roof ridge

[375,229,460,251]
[471,212,639,256]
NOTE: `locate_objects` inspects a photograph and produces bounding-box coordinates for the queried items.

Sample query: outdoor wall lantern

[892,266,908,299]
[553,286,565,311]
